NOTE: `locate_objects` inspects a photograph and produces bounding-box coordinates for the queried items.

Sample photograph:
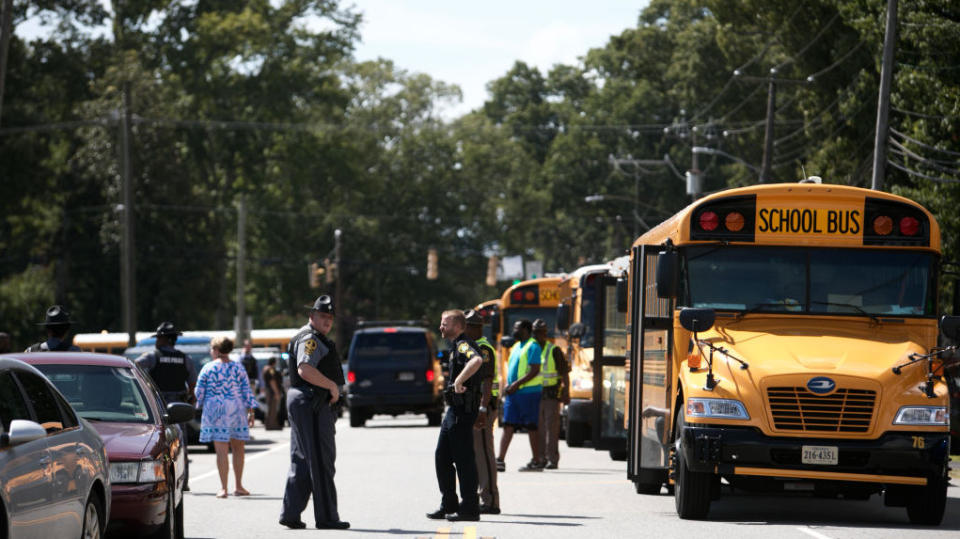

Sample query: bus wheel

[673,420,712,519]
[565,421,587,447]
[609,448,627,461]
[906,474,947,525]
[349,407,366,428]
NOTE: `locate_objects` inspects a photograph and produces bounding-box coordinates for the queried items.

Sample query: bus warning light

[872,215,893,236]
[725,212,745,232]
[699,211,719,231]
[900,216,920,236]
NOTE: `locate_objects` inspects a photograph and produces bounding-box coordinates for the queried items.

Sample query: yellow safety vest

[540,341,559,387]
[511,338,542,390]
[476,336,499,397]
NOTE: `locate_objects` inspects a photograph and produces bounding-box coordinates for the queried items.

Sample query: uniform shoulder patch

[304,338,318,355]
[480,348,492,362]
[457,342,470,354]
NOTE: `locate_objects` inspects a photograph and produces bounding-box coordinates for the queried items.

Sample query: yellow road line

[435,527,451,538]
[463,525,477,539]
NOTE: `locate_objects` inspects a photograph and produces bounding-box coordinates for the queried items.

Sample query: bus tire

[635,480,662,495]
[609,448,627,461]
[673,419,712,519]
[426,411,442,426]
[565,421,587,447]
[906,474,947,525]
[349,407,366,428]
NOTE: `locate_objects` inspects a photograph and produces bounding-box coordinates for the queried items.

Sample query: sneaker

[496,459,505,472]
[545,461,558,469]
[518,460,544,472]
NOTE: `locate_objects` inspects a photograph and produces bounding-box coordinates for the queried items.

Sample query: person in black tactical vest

[25,305,81,352]
[427,309,485,522]
[136,321,198,491]
[279,295,349,531]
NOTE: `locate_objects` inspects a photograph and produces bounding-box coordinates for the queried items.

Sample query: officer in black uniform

[135,322,198,491]
[279,295,349,530]
[427,309,485,522]
[25,305,81,352]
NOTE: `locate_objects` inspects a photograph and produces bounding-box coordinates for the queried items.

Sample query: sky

[16,1,648,118]
[347,1,648,117]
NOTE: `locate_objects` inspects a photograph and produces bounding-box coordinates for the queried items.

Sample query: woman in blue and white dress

[195,336,258,498]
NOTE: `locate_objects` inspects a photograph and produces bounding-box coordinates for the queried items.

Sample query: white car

[0,357,111,539]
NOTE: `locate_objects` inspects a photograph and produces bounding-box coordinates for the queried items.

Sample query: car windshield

[684,246,935,316]
[34,364,154,423]
[350,332,430,365]
[504,307,558,337]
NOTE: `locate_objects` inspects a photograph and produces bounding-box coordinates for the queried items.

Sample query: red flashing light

[699,211,719,231]
[426,370,435,382]
[512,291,522,301]
[725,212,745,232]
[873,215,893,235]
[347,371,356,384]
[524,291,536,301]
[383,327,398,333]
[899,216,920,236]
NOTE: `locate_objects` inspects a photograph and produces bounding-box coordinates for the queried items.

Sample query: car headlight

[893,406,947,425]
[110,459,166,484]
[686,398,750,420]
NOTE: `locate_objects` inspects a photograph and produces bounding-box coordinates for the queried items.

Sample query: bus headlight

[893,406,947,425]
[686,398,750,420]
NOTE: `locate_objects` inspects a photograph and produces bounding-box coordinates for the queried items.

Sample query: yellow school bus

[626,180,955,525]
[74,328,300,354]
[472,299,502,346]
[555,257,629,459]
[497,276,565,389]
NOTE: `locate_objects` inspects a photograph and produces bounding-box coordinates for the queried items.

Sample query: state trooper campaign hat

[532,318,549,332]
[464,309,485,326]
[151,321,183,338]
[307,295,335,315]
[38,305,74,326]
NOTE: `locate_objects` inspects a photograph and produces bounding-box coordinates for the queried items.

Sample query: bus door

[627,244,674,492]
[591,273,628,458]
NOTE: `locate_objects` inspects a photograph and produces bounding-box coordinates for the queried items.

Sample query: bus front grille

[766,387,876,433]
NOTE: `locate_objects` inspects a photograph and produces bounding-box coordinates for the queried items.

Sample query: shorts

[502,391,540,429]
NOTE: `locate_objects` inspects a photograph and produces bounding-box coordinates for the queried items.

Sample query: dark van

[345,323,444,427]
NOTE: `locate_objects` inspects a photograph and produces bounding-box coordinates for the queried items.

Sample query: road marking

[463,525,476,539]
[797,526,834,539]
[189,442,290,484]
[435,527,451,537]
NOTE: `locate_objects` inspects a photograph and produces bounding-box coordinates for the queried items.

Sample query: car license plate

[397,371,415,382]
[801,445,838,465]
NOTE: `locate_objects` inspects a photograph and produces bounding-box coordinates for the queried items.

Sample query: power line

[891,128,960,157]
[887,159,960,183]
[773,13,841,72]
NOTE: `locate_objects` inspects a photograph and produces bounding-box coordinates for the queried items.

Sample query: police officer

[428,309,484,522]
[464,309,500,514]
[533,318,569,469]
[136,321,198,491]
[25,305,80,352]
[280,295,349,530]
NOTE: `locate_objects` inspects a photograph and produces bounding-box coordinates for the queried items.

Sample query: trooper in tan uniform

[533,318,570,469]
[464,310,500,514]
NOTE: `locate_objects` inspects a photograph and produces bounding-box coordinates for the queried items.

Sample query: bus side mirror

[940,315,960,341]
[616,277,628,313]
[679,308,715,333]
[656,250,679,298]
[569,323,585,340]
[556,304,570,331]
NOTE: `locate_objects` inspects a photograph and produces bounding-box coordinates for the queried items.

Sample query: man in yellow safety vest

[496,319,543,472]
[533,318,570,469]
[464,310,500,514]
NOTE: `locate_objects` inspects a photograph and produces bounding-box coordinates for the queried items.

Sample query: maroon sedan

[19,353,193,539]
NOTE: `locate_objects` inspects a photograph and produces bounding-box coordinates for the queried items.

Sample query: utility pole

[235,195,248,343]
[334,228,343,347]
[0,0,13,128]
[872,0,899,191]
[120,84,136,346]
[760,76,777,183]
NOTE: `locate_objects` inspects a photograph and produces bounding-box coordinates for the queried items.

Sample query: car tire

[150,489,176,539]
[349,407,366,428]
[426,411,442,426]
[175,498,184,539]
[81,492,103,539]
[906,473,947,525]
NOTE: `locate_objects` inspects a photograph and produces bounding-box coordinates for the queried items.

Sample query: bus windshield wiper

[810,301,881,325]
[733,302,791,321]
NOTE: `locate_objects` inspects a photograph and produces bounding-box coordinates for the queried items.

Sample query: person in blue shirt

[496,319,544,472]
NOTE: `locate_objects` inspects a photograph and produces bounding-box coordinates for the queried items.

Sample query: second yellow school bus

[626,181,954,525]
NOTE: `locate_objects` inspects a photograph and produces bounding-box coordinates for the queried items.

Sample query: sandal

[216,489,228,498]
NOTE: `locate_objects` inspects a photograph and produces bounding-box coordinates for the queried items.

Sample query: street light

[692,146,760,173]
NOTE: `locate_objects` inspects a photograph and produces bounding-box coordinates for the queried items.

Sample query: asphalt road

[181,414,960,539]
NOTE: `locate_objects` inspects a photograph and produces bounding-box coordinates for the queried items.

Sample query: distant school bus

[74,328,301,355]
[555,257,629,460]
[497,276,565,392]
[472,299,502,346]
[625,181,956,525]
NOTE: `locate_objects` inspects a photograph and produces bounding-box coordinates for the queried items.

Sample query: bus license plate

[801,445,838,465]
[397,371,415,382]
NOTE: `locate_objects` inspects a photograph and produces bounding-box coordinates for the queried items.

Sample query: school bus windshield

[504,308,558,337]
[684,246,936,316]
[578,280,596,347]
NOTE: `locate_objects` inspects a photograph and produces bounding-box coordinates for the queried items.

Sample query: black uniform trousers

[281,387,340,525]
[435,405,479,514]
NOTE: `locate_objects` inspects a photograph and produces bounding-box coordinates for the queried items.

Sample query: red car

[18,352,193,538]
